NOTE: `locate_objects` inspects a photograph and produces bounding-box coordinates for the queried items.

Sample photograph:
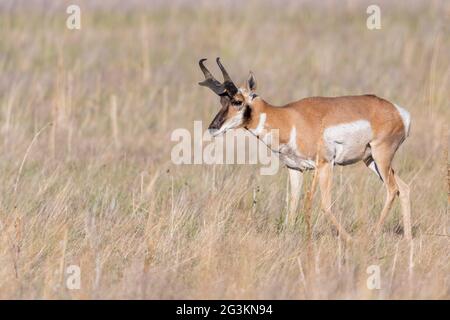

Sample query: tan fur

[202,64,411,242]
[238,94,411,241]
[244,95,406,160]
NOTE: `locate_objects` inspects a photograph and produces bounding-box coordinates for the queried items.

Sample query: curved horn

[198,58,226,96]
[216,57,238,96]
[216,57,233,83]
[199,58,214,79]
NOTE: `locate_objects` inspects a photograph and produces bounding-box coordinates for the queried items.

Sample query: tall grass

[0,0,448,299]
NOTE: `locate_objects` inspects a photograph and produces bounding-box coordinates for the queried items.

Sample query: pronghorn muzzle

[207,105,228,134]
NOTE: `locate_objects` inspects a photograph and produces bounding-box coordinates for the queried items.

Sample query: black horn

[216,57,238,96]
[199,58,215,80]
[198,59,227,96]
[198,58,238,97]
[216,57,233,83]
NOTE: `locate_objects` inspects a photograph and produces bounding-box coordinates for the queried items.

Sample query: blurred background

[0,0,448,299]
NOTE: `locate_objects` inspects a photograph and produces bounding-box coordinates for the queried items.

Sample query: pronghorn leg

[394,174,412,241]
[317,161,352,242]
[363,156,383,181]
[370,143,399,235]
[367,145,412,240]
[286,168,303,225]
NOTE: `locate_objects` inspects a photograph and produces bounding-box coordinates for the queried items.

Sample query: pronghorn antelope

[198,58,412,242]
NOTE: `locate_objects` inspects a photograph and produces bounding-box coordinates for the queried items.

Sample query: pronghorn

[198,58,412,242]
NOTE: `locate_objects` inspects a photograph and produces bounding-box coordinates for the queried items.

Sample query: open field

[0,0,448,299]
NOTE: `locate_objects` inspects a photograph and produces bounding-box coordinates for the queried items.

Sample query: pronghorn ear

[246,71,257,92]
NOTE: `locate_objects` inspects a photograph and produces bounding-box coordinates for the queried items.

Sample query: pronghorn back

[256,94,410,165]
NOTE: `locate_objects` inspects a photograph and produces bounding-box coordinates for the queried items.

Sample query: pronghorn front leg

[317,161,352,242]
[286,168,303,225]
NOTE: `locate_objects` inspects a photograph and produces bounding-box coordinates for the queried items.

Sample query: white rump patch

[323,120,373,165]
[393,103,411,137]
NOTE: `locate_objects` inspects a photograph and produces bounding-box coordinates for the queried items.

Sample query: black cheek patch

[243,105,252,125]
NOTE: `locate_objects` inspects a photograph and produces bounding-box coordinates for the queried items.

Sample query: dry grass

[0,0,448,299]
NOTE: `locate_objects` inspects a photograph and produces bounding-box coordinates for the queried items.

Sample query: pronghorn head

[198,58,257,137]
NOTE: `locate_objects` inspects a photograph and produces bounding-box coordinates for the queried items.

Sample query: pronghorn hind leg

[317,161,352,242]
[370,143,399,235]
[286,168,303,226]
[394,173,412,241]
[363,156,383,181]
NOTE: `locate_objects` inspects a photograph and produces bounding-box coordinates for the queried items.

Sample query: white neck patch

[288,126,297,150]
[251,112,266,136]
